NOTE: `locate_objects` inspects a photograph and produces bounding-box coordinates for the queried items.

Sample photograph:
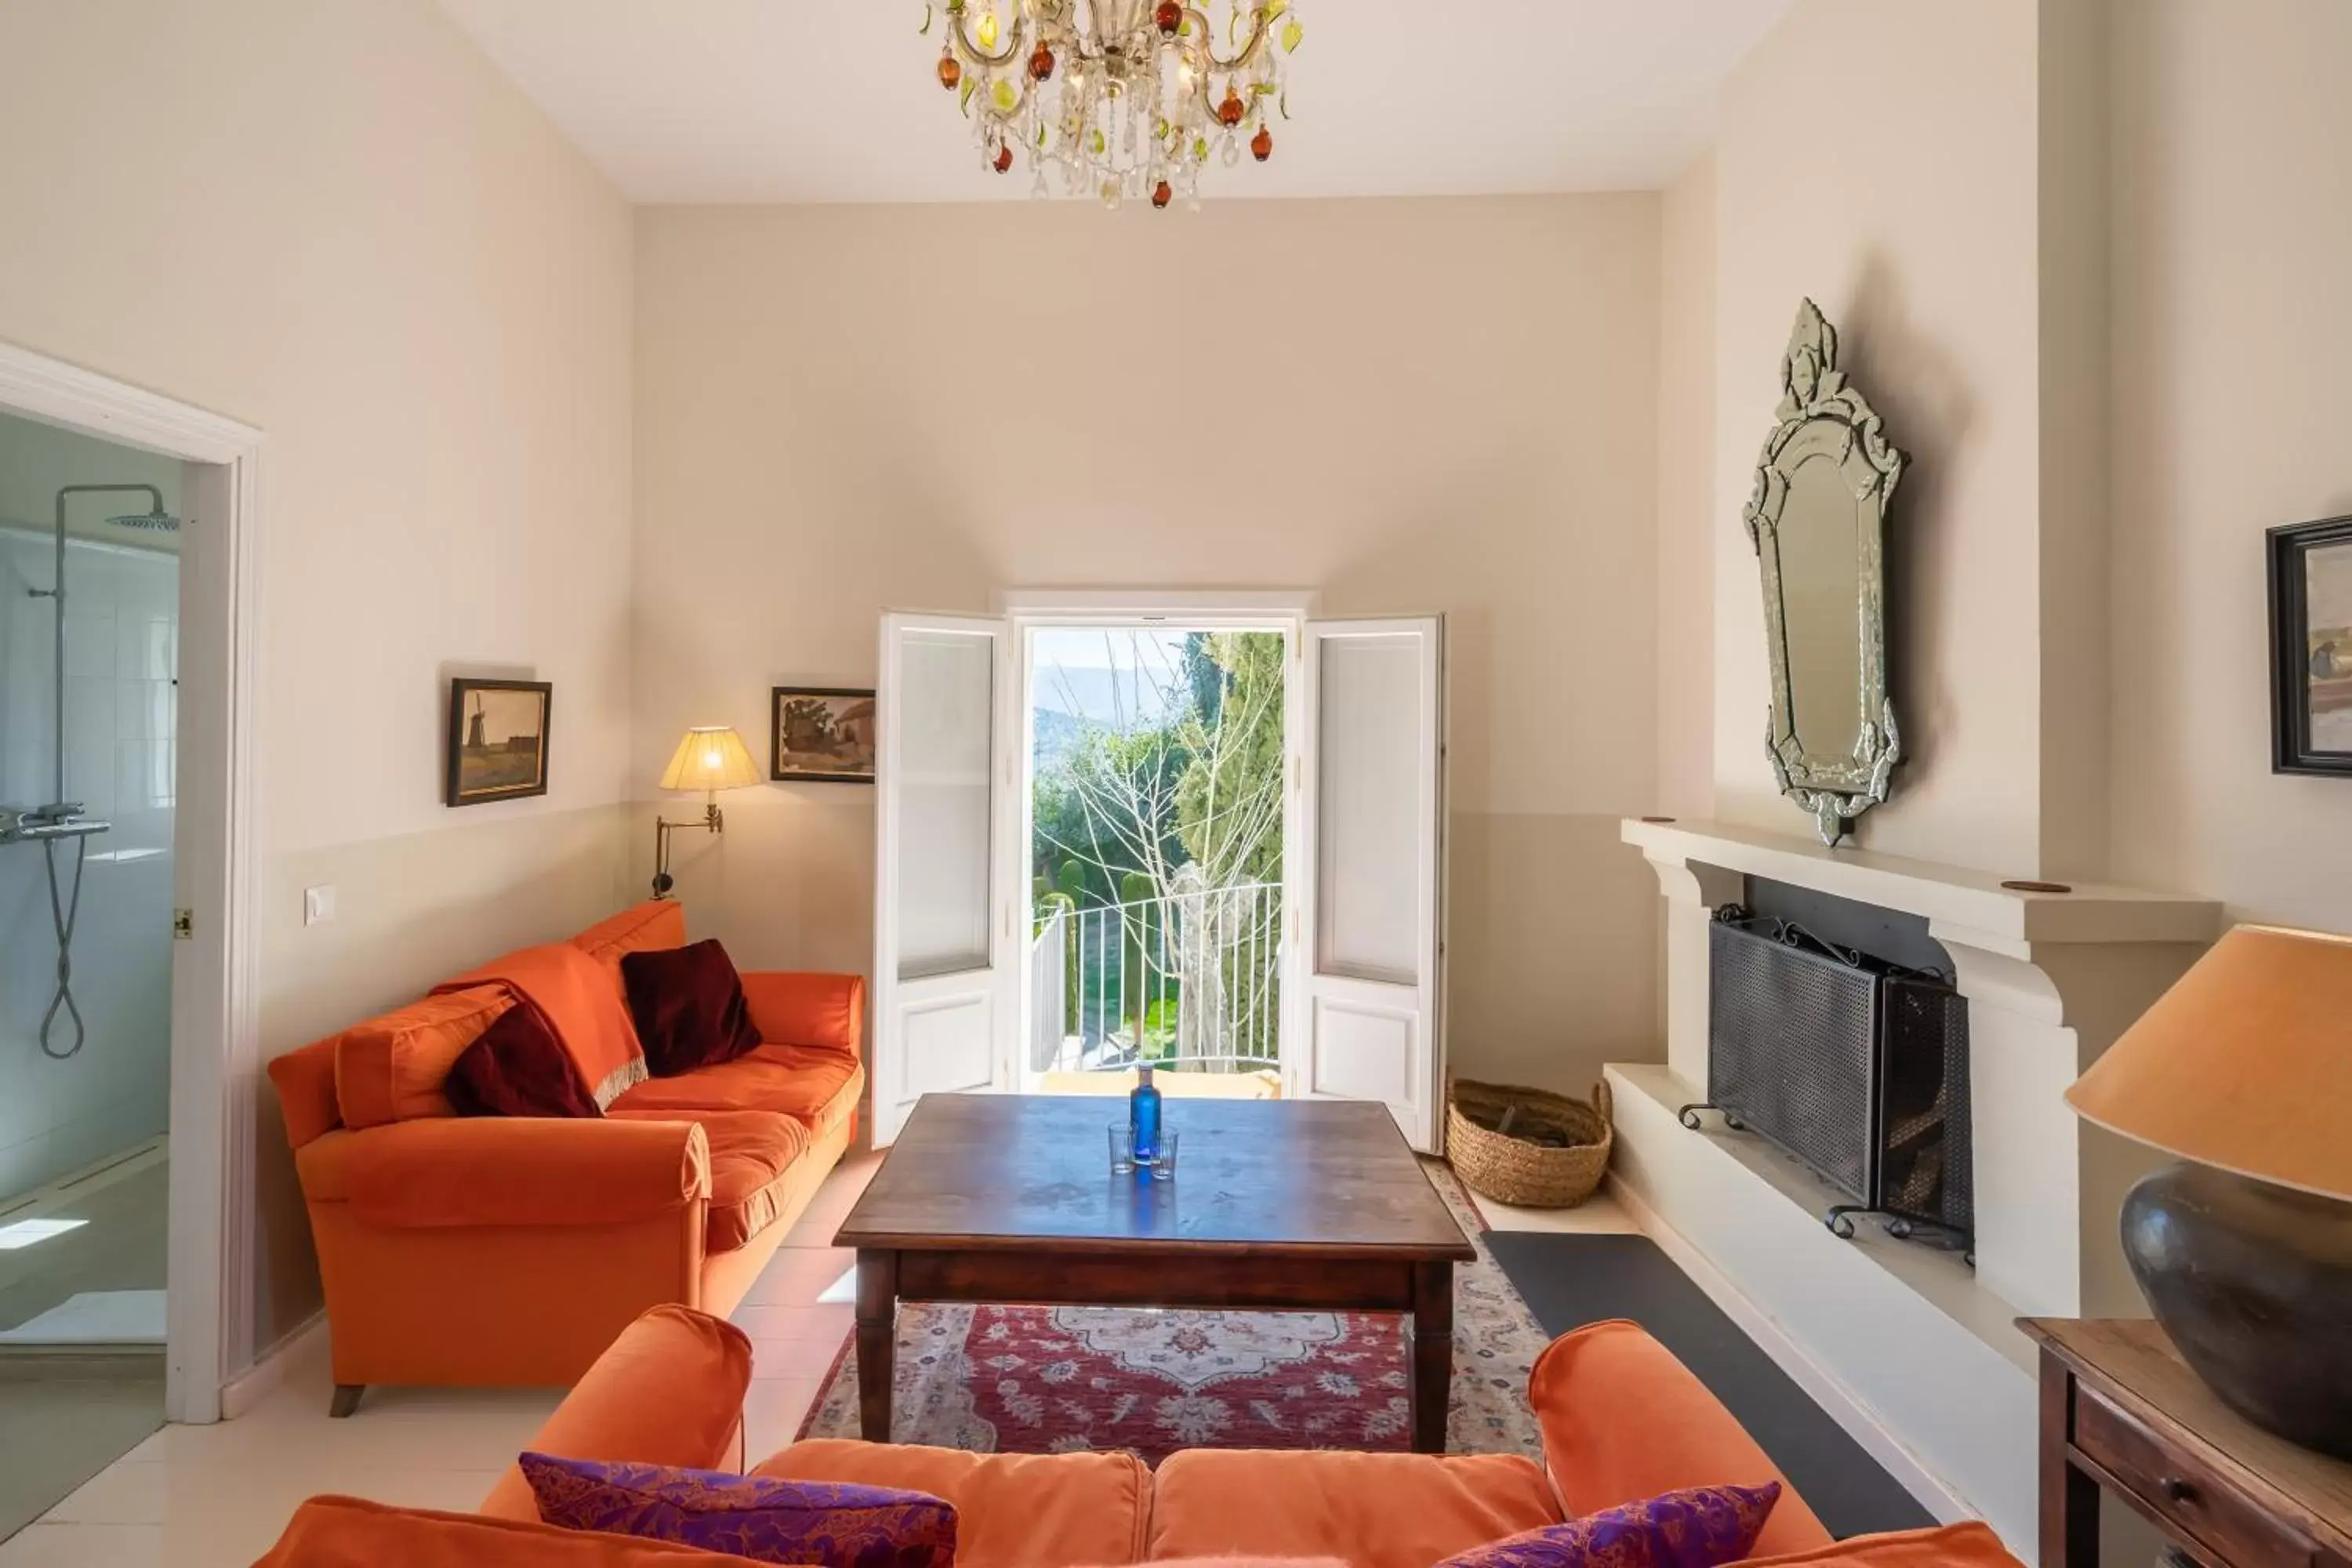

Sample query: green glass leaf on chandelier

[993,78,1019,113]
[977,8,1000,49]
[1091,129,1108,155]
[960,76,978,116]
[1283,18,1304,53]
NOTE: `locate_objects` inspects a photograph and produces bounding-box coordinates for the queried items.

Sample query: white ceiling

[437,1,1795,205]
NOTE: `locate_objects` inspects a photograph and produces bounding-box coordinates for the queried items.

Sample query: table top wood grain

[2023,1317,2352,1554]
[837,1094,1476,1261]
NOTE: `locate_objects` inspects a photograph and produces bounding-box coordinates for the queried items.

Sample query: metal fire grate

[1877,975,1973,1234]
[1696,909,1973,1249]
[1708,919,1878,1200]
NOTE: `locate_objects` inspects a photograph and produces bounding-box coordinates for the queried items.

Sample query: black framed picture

[445,679,553,806]
[2269,515,2352,776]
[772,687,877,783]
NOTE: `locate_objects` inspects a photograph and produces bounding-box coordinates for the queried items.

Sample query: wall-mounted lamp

[652,726,761,898]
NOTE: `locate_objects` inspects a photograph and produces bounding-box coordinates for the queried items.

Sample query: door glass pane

[1315,633,1423,985]
[896,630,994,982]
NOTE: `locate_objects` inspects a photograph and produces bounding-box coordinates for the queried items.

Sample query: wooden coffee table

[834,1094,1477,1453]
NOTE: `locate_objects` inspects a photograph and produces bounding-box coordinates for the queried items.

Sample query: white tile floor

[2,1149,1637,1566]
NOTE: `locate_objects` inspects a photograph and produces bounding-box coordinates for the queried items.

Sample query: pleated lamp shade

[2066,924,2352,1201]
[659,727,761,793]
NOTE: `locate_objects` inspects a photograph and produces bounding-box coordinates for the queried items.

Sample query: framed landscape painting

[446,678,553,806]
[773,687,877,783]
[2269,515,2352,777]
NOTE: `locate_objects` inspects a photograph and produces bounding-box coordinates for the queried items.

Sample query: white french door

[1288,618,1448,1152]
[870,607,1446,1153]
[870,614,1020,1147]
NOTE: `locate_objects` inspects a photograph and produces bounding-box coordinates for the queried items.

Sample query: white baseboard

[218,1312,325,1421]
[1606,1172,1977,1526]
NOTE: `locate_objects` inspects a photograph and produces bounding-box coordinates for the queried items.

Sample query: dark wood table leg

[856,1249,898,1443]
[2039,1348,2100,1568]
[1410,1260,1454,1454]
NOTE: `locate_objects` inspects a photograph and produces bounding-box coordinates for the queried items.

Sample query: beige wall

[0,0,638,1357]
[2036,0,2115,881]
[1655,153,1717,821]
[1703,0,2350,921]
[1712,0,2053,877]
[2107,0,2352,929]
[635,198,1668,1099]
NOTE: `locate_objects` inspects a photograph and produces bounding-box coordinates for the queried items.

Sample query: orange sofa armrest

[1530,1321,1832,1559]
[338,1117,711,1230]
[267,1037,344,1150]
[1740,1523,2026,1568]
[742,971,865,1063]
[480,1305,753,1520]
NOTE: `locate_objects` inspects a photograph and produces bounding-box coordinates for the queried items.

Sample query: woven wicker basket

[1446,1078,1614,1209]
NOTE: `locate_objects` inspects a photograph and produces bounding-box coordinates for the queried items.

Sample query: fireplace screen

[1703,909,1972,1247]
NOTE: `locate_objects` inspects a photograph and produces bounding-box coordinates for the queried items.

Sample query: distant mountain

[1033,666,1184,730]
[1033,707,1085,773]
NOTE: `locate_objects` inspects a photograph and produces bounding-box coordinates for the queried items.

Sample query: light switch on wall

[303,885,337,927]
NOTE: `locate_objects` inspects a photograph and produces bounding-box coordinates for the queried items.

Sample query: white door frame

[1000,591,1318,1092]
[0,339,265,1425]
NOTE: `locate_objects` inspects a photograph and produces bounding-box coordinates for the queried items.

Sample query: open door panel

[1293,617,1446,1152]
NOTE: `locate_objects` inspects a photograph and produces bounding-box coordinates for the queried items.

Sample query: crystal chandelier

[923,0,1305,209]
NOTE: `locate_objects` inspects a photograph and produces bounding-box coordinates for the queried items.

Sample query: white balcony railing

[1029,880,1282,1076]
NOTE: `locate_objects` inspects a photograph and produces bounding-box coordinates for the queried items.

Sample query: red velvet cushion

[622,940,763,1078]
[446,1002,602,1119]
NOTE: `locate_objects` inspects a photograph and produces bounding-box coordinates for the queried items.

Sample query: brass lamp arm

[651,799,726,899]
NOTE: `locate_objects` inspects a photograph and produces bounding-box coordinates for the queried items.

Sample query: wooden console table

[2024,1319,2352,1568]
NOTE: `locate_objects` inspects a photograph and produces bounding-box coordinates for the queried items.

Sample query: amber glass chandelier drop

[922,0,1305,209]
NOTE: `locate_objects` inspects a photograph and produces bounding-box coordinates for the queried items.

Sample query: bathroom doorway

[0,408,183,1534]
[0,343,262,1541]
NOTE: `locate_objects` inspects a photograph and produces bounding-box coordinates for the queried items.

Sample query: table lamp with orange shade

[2066,924,2352,1457]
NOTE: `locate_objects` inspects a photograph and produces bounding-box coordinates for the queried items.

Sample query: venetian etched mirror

[1744,300,1908,846]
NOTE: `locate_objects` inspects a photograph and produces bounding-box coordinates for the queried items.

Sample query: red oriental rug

[795,1167,1544,1462]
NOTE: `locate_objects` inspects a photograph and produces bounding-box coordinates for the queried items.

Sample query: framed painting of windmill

[445,678,554,806]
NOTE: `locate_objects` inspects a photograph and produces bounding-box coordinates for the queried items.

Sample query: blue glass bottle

[1129,1064,1163,1166]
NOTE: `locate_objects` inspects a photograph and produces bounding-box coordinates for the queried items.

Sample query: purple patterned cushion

[1436,1483,1781,1568]
[520,1452,957,1568]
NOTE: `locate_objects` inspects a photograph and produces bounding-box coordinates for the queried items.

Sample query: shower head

[107,508,180,533]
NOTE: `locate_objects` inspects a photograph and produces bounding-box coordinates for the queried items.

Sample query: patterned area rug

[797,1167,1545,1462]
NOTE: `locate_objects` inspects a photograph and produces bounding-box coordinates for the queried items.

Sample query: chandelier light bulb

[921,0,1302,206]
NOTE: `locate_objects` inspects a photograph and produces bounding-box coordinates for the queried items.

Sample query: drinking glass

[1107,1123,1137,1175]
[1149,1127,1180,1181]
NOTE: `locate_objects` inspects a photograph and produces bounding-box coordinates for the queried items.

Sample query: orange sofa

[257,1305,2026,1568]
[266,902,865,1414]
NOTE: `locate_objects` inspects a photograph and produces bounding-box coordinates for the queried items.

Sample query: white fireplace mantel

[1609,816,2222,1553]
[1622,817,2220,953]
